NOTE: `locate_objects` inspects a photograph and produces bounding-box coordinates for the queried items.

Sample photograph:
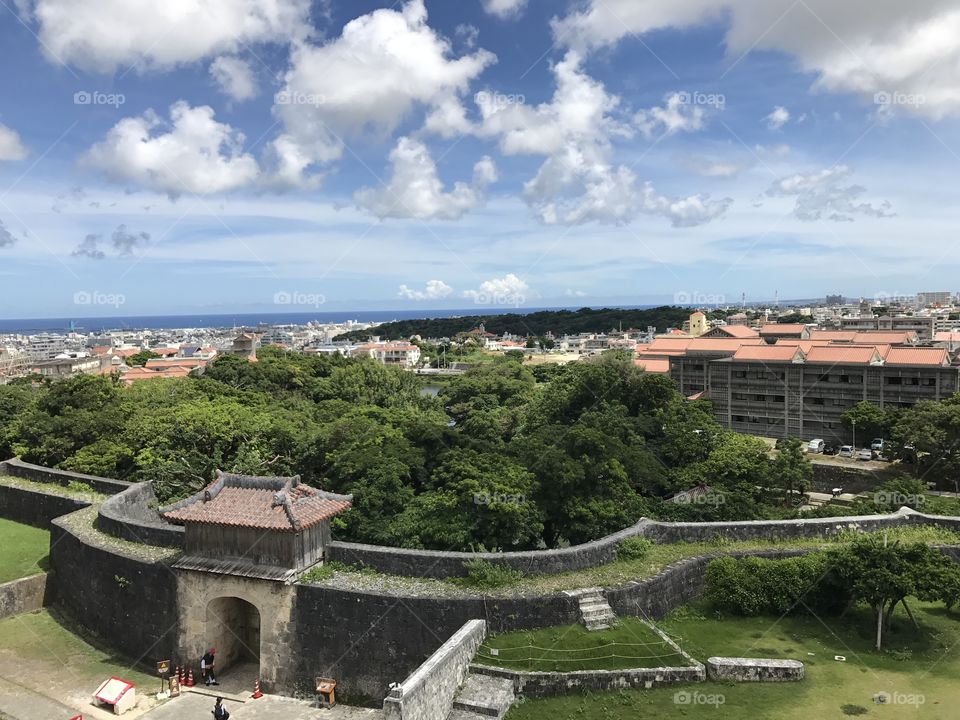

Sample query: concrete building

[27,334,66,360]
[838,315,937,341]
[669,342,958,444]
[354,341,421,367]
[917,291,953,307]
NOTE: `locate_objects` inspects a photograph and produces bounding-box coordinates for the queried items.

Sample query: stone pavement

[0,677,76,720]
[142,691,384,720]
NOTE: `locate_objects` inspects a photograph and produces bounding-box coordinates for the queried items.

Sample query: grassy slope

[0,517,49,583]
[506,601,960,719]
[478,618,687,671]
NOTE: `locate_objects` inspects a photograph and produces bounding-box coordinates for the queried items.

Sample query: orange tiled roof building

[161,471,352,579]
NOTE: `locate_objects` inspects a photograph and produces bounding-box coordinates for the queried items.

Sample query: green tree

[842,401,895,444]
[827,536,960,649]
[124,350,160,367]
[770,437,812,504]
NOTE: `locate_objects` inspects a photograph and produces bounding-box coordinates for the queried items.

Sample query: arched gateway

[160,471,353,692]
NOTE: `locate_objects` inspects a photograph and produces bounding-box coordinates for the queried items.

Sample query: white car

[807,439,825,454]
[839,445,854,458]
[857,448,874,461]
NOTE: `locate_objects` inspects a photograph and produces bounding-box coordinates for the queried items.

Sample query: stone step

[580,603,615,615]
[563,587,604,598]
[452,673,515,719]
[586,622,612,632]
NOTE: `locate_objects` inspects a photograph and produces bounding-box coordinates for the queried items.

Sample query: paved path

[0,677,76,720]
[142,692,383,720]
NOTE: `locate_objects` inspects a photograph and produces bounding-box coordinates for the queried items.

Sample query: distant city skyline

[2,1,960,316]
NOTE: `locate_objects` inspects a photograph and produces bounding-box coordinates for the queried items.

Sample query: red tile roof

[685,338,765,353]
[710,325,760,338]
[804,345,885,365]
[732,345,805,362]
[759,324,807,335]
[885,347,948,366]
[161,471,352,532]
[633,358,671,373]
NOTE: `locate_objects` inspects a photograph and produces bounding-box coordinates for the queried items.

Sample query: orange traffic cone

[186,669,195,687]
[251,678,263,699]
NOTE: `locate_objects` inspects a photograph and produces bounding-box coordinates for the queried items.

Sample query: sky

[2,0,960,318]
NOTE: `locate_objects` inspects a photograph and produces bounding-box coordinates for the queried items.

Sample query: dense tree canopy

[7,349,944,551]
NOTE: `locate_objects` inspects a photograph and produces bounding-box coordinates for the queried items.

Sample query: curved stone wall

[49,512,180,666]
[1,458,130,495]
[96,482,185,548]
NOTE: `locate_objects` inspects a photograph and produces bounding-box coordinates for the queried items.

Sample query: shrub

[615,536,652,561]
[704,553,851,617]
[459,559,524,589]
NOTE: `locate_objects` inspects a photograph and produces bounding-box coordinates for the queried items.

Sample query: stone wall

[383,620,486,720]
[292,585,578,704]
[49,514,179,666]
[706,657,804,682]
[0,572,51,619]
[328,508,960,580]
[470,663,705,698]
[96,482,184,548]
[1,458,130,495]
[0,482,92,528]
[606,549,813,620]
[326,522,645,579]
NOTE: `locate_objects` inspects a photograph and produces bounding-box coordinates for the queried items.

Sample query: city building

[666,337,958,444]
[917,291,953,307]
[27,334,66,360]
[353,341,421,367]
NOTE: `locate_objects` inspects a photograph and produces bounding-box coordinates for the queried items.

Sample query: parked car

[823,445,838,456]
[839,445,854,458]
[857,448,874,461]
[871,438,885,452]
[807,439,825,454]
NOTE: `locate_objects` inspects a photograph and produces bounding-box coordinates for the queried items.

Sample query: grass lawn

[478,618,688,671]
[0,610,157,707]
[506,600,960,719]
[0,517,50,583]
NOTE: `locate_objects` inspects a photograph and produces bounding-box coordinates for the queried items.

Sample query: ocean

[0,306,646,334]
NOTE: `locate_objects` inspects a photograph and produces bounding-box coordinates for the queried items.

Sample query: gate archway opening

[205,597,261,676]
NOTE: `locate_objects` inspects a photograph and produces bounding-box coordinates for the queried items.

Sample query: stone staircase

[566,587,618,631]
[447,672,515,719]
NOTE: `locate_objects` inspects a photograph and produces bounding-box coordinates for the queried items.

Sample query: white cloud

[483,0,528,19]
[473,53,729,227]
[84,101,259,197]
[398,279,454,300]
[553,0,960,119]
[210,56,257,102]
[765,165,895,222]
[764,106,790,130]
[687,158,744,177]
[354,137,496,221]
[564,288,587,297]
[635,92,707,138]
[29,0,308,72]
[455,23,480,49]
[462,273,530,304]
[269,0,495,186]
[0,124,28,161]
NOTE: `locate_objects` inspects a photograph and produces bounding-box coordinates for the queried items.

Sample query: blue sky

[2,0,960,318]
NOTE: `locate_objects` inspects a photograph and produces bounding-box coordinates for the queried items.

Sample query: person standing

[201,648,219,686]
[212,696,230,720]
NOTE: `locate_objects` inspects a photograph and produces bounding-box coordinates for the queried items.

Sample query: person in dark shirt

[201,648,219,686]
[212,696,229,720]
